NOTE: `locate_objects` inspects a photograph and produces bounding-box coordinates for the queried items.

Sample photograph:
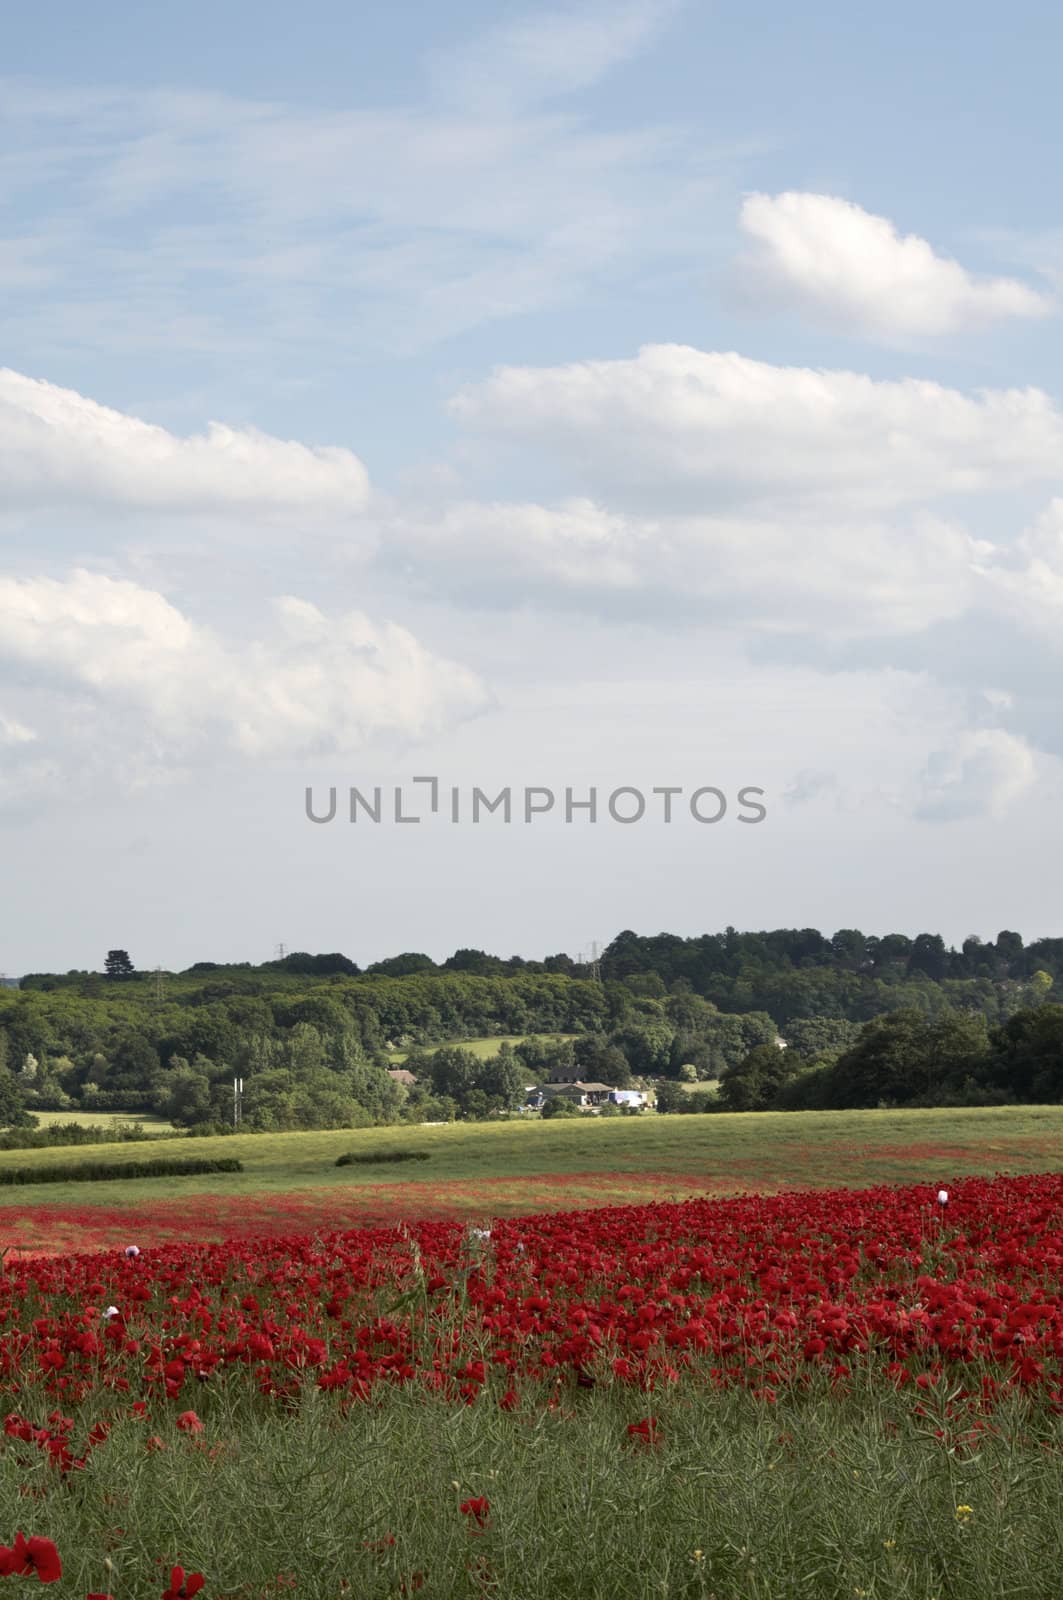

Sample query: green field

[29,1109,176,1134]
[385,1033,578,1063]
[1,1104,1061,1214]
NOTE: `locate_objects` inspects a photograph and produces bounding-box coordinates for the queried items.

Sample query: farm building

[541,1080,615,1108]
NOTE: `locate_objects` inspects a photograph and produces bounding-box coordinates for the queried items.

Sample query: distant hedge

[0,1156,243,1186]
[0,1124,184,1151]
[335,1150,431,1167]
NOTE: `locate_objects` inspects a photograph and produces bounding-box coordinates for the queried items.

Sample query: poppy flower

[460,1497,491,1529]
[161,1566,204,1600]
[626,1417,661,1446]
[0,1535,63,1583]
[175,1411,203,1434]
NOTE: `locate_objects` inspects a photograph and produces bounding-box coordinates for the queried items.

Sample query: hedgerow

[335,1149,431,1165]
[0,1155,242,1185]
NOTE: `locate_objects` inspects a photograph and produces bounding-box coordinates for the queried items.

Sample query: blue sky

[2,0,1063,973]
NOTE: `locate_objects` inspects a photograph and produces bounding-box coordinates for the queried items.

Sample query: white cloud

[0,368,370,520]
[916,730,1038,821]
[386,495,987,637]
[449,344,1063,513]
[0,571,488,795]
[978,498,1063,638]
[737,191,1053,338]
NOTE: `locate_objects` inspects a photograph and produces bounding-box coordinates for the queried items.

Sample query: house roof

[547,1080,614,1094]
[386,1068,417,1085]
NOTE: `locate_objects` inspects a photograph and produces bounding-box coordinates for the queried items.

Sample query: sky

[2,0,1063,975]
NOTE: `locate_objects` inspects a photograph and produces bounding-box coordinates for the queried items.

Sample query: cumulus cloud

[0,368,370,519]
[0,571,488,797]
[737,192,1053,338]
[916,730,1038,821]
[450,344,1063,513]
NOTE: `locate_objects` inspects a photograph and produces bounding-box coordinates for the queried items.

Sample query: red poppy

[175,1412,204,1434]
[161,1566,204,1600]
[626,1417,661,1445]
[0,1535,62,1583]
[460,1496,491,1529]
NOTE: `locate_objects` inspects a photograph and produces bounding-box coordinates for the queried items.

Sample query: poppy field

[2,1171,1063,1597]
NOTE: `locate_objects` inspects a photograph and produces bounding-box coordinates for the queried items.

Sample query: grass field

[30,1109,176,1134]
[1,1103,1062,1255]
[385,1033,578,1063]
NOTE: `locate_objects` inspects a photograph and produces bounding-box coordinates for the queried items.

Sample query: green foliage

[8,928,1063,1127]
[4,1375,1063,1600]
[784,1015,861,1062]
[652,1080,688,1114]
[0,1120,180,1150]
[514,1035,575,1077]
[0,1155,241,1185]
[986,1003,1063,1100]
[540,1095,581,1117]
[0,1068,33,1129]
[826,1010,991,1109]
[572,1033,632,1086]
[366,952,437,977]
[718,1043,797,1112]
[104,949,135,979]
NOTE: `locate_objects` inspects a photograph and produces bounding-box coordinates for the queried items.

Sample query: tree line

[2,925,1063,1130]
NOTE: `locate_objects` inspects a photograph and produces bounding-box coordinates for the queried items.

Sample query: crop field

[0,1104,1062,1257]
[2,1170,1063,1598]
